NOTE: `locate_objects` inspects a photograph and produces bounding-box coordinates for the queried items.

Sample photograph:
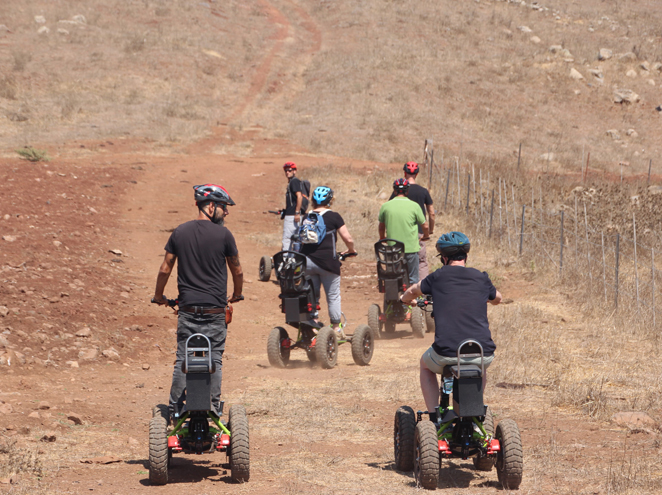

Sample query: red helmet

[393,178,410,194]
[283,162,297,170]
[404,161,419,175]
[193,184,236,206]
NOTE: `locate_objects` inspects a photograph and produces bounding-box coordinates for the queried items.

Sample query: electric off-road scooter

[393,335,523,490]
[149,299,250,486]
[367,239,426,339]
[266,250,374,369]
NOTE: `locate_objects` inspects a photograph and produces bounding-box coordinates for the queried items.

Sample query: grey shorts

[422,346,494,374]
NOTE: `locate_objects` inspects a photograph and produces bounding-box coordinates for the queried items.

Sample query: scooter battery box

[186,373,212,411]
[452,377,484,418]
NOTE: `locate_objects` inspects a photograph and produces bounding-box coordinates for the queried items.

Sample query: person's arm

[427,204,435,236]
[153,251,176,304]
[378,221,386,240]
[420,222,430,241]
[294,191,303,223]
[227,255,244,303]
[337,225,356,254]
[489,290,502,305]
[400,281,423,304]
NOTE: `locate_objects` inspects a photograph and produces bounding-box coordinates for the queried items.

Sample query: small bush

[16,147,49,162]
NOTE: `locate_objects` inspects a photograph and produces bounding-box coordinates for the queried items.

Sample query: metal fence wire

[421,143,660,328]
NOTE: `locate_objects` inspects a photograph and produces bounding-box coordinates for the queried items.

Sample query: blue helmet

[436,231,470,258]
[312,186,333,205]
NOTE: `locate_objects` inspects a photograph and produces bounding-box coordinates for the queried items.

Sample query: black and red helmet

[393,178,410,194]
[283,162,297,170]
[193,184,236,206]
[403,161,420,175]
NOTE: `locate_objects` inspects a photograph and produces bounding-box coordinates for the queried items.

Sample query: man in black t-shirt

[401,232,501,422]
[152,184,244,420]
[389,162,435,279]
[282,162,305,250]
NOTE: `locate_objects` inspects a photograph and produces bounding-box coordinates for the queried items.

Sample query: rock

[52,240,62,248]
[619,52,637,62]
[57,28,69,35]
[606,129,621,140]
[559,48,573,59]
[2,235,16,242]
[647,79,656,86]
[142,363,150,371]
[72,15,86,24]
[102,348,120,360]
[28,411,40,419]
[611,411,656,428]
[653,62,662,72]
[641,61,650,71]
[530,36,541,44]
[67,413,83,425]
[549,45,563,54]
[129,324,143,332]
[38,401,50,410]
[0,306,8,317]
[626,69,638,78]
[78,348,98,362]
[626,129,638,137]
[66,360,80,368]
[518,26,533,33]
[109,249,122,256]
[0,402,13,414]
[40,433,57,442]
[37,26,49,35]
[0,355,7,366]
[75,327,91,338]
[631,195,640,206]
[648,185,662,195]
[569,68,584,80]
[613,89,640,104]
[34,16,46,24]
[588,68,603,80]
[598,48,613,60]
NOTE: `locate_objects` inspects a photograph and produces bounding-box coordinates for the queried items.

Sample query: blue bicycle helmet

[312,186,334,206]
[436,231,471,258]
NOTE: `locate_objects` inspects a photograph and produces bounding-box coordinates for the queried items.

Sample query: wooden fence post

[648,159,652,184]
[504,179,511,248]
[489,190,495,239]
[615,234,620,310]
[601,232,607,303]
[517,143,521,171]
[560,210,564,277]
[444,169,451,210]
[466,173,471,214]
[653,248,656,328]
[584,203,592,284]
[634,212,639,310]
[519,205,525,255]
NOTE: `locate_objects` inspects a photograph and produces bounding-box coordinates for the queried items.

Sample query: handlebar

[338,252,358,262]
[417,294,433,310]
[267,210,282,215]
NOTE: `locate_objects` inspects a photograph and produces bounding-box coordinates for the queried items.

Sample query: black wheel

[425,305,434,333]
[384,320,396,334]
[414,420,439,490]
[315,326,338,369]
[228,405,250,482]
[152,404,170,425]
[351,324,373,366]
[473,407,495,471]
[394,406,416,471]
[410,306,425,338]
[258,256,272,282]
[148,415,169,485]
[495,419,523,489]
[368,303,382,339]
[267,327,290,368]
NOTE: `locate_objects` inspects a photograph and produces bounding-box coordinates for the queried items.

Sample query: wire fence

[421,139,660,327]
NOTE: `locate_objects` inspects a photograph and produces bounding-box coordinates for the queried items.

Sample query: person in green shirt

[378,178,430,285]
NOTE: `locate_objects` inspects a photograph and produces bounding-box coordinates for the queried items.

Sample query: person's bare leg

[420,356,440,413]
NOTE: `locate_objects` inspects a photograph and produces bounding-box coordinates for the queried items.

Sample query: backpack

[298,210,328,245]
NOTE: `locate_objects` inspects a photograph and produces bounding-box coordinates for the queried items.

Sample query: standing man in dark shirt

[282,162,306,251]
[389,162,435,280]
[152,184,244,420]
[400,232,501,422]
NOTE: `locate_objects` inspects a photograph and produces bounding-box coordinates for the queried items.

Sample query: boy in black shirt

[282,162,304,250]
[400,232,502,422]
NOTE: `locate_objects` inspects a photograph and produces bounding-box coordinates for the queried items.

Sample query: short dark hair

[447,252,467,262]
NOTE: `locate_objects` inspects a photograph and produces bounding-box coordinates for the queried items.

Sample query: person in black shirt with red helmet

[152,184,244,420]
[389,161,435,280]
